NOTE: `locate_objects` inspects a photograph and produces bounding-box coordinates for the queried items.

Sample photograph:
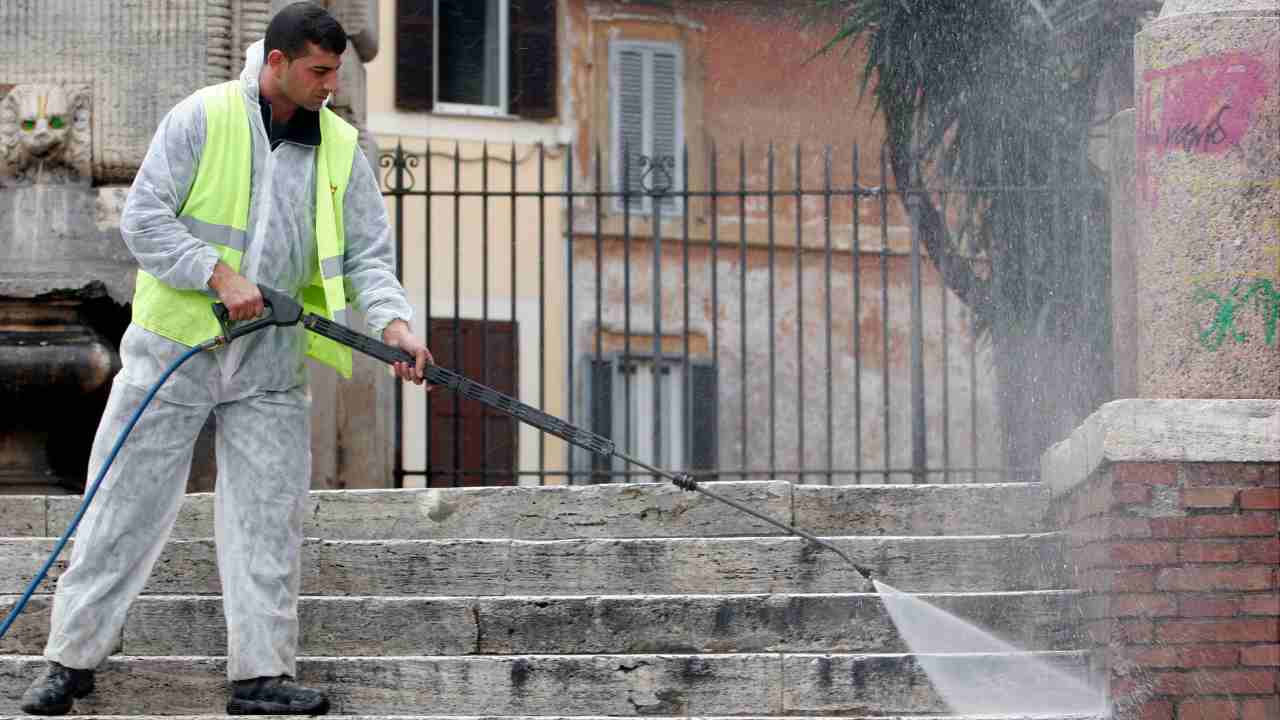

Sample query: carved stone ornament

[0,83,92,187]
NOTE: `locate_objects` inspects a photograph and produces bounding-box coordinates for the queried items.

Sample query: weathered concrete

[1109,109,1139,399]
[0,534,1068,596]
[0,497,41,538]
[509,481,791,539]
[0,655,785,716]
[1134,2,1280,397]
[121,596,478,657]
[1040,398,1280,497]
[502,535,1066,594]
[477,592,1081,656]
[34,481,1056,540]
[0,653,1097,716]
[792,483,1048,536]
[0,716,1109,720]
[0,597,56,657]
[1,591,1080,658]
[781,652,1099,715]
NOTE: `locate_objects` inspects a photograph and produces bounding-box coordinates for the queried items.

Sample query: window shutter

[509,0,558,119]
[616,48,645,207]
[689,363,718,475]
[396,0,434,112]
[590,358,614,482]
[651,50,678,212]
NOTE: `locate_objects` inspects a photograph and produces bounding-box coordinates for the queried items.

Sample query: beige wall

[365,2,571,484]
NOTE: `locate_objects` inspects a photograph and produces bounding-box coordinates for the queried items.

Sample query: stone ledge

[1040,399,1280,498]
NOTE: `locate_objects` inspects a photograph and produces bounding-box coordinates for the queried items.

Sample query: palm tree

[817,0,1142,473]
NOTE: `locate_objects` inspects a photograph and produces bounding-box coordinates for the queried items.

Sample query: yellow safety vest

[131,80,359,377]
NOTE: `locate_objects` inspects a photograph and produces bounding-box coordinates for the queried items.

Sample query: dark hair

[264,2,347,60]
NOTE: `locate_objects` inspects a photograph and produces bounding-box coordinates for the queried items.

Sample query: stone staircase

[0,481,1106,717]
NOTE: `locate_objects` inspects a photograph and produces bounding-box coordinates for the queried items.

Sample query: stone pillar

[1134,0,1279,397]
[1110,109,1140,399]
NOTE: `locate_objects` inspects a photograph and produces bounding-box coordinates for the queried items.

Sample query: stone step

[0,716,1110,720]
[0,482,1050,540]
[1,590,1083,657]
[0,653,1102,716]
[0,533,1067,597]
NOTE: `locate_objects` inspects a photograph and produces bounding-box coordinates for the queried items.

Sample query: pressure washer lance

[213,287,873,581]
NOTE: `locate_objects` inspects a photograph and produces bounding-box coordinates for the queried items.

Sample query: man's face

[269,41,342,112]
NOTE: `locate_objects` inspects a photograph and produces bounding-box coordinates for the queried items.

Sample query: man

[20,3,431,715]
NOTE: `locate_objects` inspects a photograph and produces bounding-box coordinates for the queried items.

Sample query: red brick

[1243,697,1279,720]
[1118,645,1180,667]
[1115,463,1179,486]
[1111,517,1155,538]
[1136,700,1174,720]
[1242,594,1280,616]
[1152,669,1273,694]
[1090,618,1156,643]
[1184,464,1270,487]
[1240,488,1280,510]
[1180,595,1242,618]
[1152,518,1189,538]
[1080,568,1159,593]
[1177,699,1239,720]
[1183,487,1239,509]
[1111,542,1180,566]
[1180,541,1240,563]
[1158,566,1276,592]
[1115,482,1153,506]
[1178,644,1244,668]
[1240,538,1280,565]
[1186,513,1278,538]
[1120,645,1240,668]
[1112,593,1179,617]
[1157,619,1280,643]
[1242,645,1280,667]
[1118,618,1156,643]
[1142,703,1177,720]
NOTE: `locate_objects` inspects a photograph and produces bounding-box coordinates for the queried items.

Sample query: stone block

[0,497,43,538]
[792,482,1049,536]
[781,651,1101,715]
[122,596,478,657]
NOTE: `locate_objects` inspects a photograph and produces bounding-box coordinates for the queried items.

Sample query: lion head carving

[0,83,92,186]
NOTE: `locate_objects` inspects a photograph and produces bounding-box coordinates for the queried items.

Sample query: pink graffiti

[1138,52,1272,207]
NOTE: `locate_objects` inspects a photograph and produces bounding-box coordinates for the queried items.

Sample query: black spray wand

[214,287,873,580]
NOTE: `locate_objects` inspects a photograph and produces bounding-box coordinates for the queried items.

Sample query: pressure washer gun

[213,286,872,581]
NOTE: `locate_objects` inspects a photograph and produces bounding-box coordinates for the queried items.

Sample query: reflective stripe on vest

[130,80,360,378]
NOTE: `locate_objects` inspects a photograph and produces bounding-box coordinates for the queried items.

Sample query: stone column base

[1043,399,1279,719]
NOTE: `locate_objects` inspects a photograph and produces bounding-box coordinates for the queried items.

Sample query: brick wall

[1051,462,1279,720]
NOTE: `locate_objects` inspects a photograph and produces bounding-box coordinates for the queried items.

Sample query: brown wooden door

[426,318,518,486]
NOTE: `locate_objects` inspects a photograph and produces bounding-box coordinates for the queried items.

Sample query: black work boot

[226,675,330,715]
[20,661,95,716]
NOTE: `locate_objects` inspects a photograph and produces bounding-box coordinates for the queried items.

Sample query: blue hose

[0,342,208,643]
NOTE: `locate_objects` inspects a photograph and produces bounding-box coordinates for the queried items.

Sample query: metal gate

[380,139,1103,487]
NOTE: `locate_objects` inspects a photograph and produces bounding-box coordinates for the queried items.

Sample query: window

[590,356,717,481]
[610,41,684,214]
[396,0,557,118]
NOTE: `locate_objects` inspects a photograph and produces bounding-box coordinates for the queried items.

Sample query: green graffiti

[1194,279,1280,350]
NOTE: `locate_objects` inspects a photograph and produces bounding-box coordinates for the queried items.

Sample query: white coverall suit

[44,41,412,681]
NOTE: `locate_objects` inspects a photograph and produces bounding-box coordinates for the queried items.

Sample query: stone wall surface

[1134,5,1280,398]
[0,0,230,184]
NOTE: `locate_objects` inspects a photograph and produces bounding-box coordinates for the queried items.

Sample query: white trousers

[44,376,311,681]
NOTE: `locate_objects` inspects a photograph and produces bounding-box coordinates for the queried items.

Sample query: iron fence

[380,139,1101,487]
